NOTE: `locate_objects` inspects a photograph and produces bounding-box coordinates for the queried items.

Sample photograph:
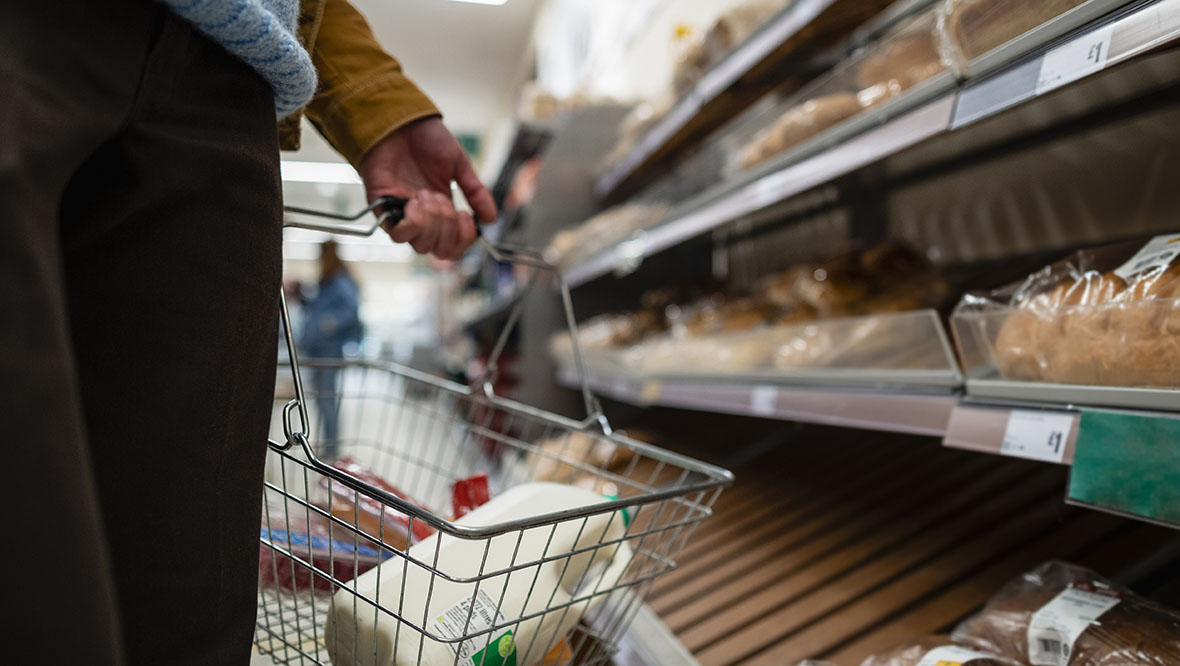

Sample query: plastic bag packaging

[860,636,1023,666]
[738,93,864,171]
[952,561,1180,666]
[773,311,951,372]
[951,234,1180,388]
[857,10,947,110]
[259,503,389,595]
[544,203,670,266]
[672,0,793,98]
[624,325,787,374]
[937,0,1090,76]
[319,457,436,551]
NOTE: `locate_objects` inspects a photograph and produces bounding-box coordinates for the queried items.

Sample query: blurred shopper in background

[297,240,362,458]
[2,0,495,664]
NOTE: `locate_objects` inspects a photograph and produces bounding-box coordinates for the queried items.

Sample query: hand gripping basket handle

[275,196,612,457]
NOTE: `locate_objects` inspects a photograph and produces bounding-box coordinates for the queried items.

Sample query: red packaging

[451,472,491,519]
[319,457,435,551]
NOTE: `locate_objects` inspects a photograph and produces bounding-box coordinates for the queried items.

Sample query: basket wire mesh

[258,201,732,666]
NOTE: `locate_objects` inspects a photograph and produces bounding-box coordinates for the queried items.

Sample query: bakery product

[859,635,1022,666]
[953,561,1180,666]
[856,22,944,107]
[739,93,864,170]
[982,242,1180,388]
[939,0,1089,72]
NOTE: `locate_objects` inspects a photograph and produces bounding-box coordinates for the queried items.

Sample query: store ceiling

[290,0,543,164]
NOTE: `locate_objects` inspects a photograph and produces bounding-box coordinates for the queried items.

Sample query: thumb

[454,154,498,224]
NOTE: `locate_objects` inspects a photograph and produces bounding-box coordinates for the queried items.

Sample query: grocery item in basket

[859,636,1022,666]
[259,504,389,595]
[954,235,1180,388]
[937,0,1089,74]
[952,561,1180,666]
[320,457,436,551]
[325,482,634,666]
[528,431,636,484]
[451,472,491,519]
[738,93,864,171]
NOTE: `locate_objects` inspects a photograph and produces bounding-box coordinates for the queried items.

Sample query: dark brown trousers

[1,1,283,663]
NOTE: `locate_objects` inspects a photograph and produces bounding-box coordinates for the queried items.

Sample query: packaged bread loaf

[953,234,1180,388]
[938,0,1089,74]
[856,15,945,110]
[860,635,1023,666]
[738,93,863,170]
[953,561,1180,666]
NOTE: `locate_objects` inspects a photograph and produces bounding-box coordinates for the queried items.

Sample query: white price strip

[1036,23,1115,95]
[750,386,777,417]
[1001,410,1074,463]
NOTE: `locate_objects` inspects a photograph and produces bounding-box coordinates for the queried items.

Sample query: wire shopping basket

[258,198,733,666]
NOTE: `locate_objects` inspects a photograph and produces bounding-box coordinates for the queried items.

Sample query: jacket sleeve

[304,0,441,167]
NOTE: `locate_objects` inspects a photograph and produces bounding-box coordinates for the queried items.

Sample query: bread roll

[857,28,944,93]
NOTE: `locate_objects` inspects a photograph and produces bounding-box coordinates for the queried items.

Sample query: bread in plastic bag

[738,93,864,170]
[860,635,1023,666]
[952,560,1180,666]
[937,0,1090,75]
[952,235,1180,388]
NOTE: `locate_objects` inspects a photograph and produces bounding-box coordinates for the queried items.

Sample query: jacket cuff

[308,74,440,168]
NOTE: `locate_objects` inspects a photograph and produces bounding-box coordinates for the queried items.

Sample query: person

[298,240,362,458]
[1,0,496,664]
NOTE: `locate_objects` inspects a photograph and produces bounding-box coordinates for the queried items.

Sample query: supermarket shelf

[489,122,553,210]
[565,0,1180,287]
[593,0,893,202]
[460,288,525,331]
[557,364,959,437]
[966,376,1180,412]
[558,360,1180,465]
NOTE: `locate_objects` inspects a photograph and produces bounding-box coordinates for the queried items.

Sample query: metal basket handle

[276,196,611,457]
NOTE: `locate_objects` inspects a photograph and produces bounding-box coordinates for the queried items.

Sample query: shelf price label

[1035,23,1115,96]
[750,386,777,417]
[1001,409,1074,463]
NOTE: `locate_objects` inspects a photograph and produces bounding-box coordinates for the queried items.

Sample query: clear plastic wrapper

[672,0,795,98]
[952,560,1180,666]
[773,310,953,372]
[860,635,1023,666]
[319,457,437,551]
[544,203,671,266]
[259,503,388,596]
[735,7,947,172]
[936,0,1091,75]
[527,431,636,484]
[952,235,1180,388]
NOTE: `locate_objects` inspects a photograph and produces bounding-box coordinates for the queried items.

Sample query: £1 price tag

[1001,410,1074,464]
[1036,23,1115,95]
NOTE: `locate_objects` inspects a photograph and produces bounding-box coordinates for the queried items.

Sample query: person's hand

[358,117,497,260]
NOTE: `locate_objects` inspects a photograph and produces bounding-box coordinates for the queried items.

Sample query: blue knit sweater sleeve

[158,0,317,118]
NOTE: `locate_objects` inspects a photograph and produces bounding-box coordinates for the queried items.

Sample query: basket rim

[271,358,734,539]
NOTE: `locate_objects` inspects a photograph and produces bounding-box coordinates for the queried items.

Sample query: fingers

[383,190,478,261]
[455,155,498,224]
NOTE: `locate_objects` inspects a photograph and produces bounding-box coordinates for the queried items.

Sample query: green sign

[1069,411,1180,525]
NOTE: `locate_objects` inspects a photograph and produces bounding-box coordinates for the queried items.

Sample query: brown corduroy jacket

[278,0,441,167]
